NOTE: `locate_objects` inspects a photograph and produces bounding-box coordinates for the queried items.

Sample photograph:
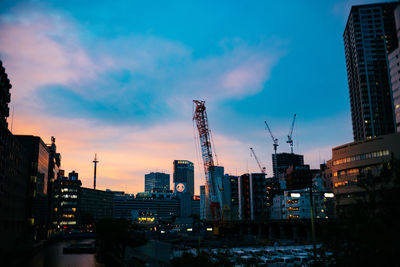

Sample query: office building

[173,160,194,196]
[14,135,50,239]
[223,175,240,221]
[344,2,398,141]
[272,152,304,178]
[388,5,400,132]
[0,61,31,257]
[238,173,267,221]
[111,191,179,222]
[271,189,335,220]
[285,164,313,190]
[144,172,170,192]
[79,187,113,223]
[52,171,81,230]
[331,133,400,209]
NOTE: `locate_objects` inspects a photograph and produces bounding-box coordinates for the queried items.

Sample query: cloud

[0,5,285,125]
[0,3,290,194]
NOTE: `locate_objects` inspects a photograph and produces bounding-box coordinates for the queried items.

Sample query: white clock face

[176,183,185,192]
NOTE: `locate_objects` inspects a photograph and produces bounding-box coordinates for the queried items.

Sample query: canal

[26,239,104,267]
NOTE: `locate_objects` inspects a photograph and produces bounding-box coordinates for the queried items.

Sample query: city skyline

[0,0,391,194]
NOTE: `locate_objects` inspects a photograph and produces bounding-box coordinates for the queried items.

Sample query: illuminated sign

[175,183,186,193]
[290,193,301,198]
[324,193,334,198]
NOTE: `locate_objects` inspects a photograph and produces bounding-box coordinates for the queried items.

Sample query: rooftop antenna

[93,154,99,190]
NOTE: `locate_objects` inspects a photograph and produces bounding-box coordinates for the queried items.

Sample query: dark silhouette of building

[0,61,11,128]
[344,2,398,141]
[173,160,194,197]
[239,173,267,221]
[79,187,113,225]
[0,61,31,258]
[388,5,400,132]
[14,135,50,239]
[285,165,313,190]
[272,152,304,178]
[144,172,170,192]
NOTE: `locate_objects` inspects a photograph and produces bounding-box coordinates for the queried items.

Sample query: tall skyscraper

[144,172,170,192]
[388,5,400,132]
[344,2,398,141]
[173,160,194,196]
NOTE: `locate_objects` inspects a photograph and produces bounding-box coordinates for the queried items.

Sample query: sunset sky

[0,0,387,194]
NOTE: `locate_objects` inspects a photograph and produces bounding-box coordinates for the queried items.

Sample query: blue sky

[0,0,390,193]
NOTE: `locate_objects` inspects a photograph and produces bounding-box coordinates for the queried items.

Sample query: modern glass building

[144,172,170,192]
[343,2,398,141]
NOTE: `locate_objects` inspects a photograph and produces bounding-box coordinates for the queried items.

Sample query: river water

[26,239,104,267]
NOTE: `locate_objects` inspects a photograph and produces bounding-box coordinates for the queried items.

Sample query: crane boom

[287,114,296,154]
[250,147,266,174]
[193,100,223,223]
[264,120,279,178]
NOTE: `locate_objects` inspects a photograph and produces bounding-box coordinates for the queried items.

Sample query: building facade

[271,189,335,220]
[173,160,194,197]
[52,171,81,230]
[285,164,313,190]
[0,61,31,257]
[111,191,179,222]
[238,173,267,221]
[388,4,400,132]
[144,172,170,192]
[344,2,398,141]
[272,152,304,178]
[14,135,50,239]
[331,133,400,208]
[80,187,113,223]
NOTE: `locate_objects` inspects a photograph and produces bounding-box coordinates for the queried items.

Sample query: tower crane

[250,147,266,174]
[287,114,296,154]
[193,100,223,226]
[264,120,278,178]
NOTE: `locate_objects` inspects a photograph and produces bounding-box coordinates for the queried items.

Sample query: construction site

[191,99,334,241]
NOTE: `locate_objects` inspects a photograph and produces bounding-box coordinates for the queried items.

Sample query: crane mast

[287,114,296,154]
[250,147,266,174]
[264,120,278,178]
[193,100,223,223]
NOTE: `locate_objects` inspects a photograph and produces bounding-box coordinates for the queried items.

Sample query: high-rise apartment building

[388,5,400,132]
[144,172,170,192]
[344,2,398,141]
[173,160,194,196]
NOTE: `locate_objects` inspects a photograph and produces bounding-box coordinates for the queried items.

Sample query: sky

[0,0,390,194]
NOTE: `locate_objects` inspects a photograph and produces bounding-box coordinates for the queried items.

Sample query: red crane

[193,100,223,224]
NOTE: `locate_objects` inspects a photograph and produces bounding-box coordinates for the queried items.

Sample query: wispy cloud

[0,5,285,126]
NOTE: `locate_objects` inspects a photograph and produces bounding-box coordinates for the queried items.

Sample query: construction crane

[193,100,223,227]
[264,120,278,178]
[287,114,296,154]
[250,147,266,174]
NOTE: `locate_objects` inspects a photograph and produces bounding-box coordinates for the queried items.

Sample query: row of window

[333,149,389,166]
